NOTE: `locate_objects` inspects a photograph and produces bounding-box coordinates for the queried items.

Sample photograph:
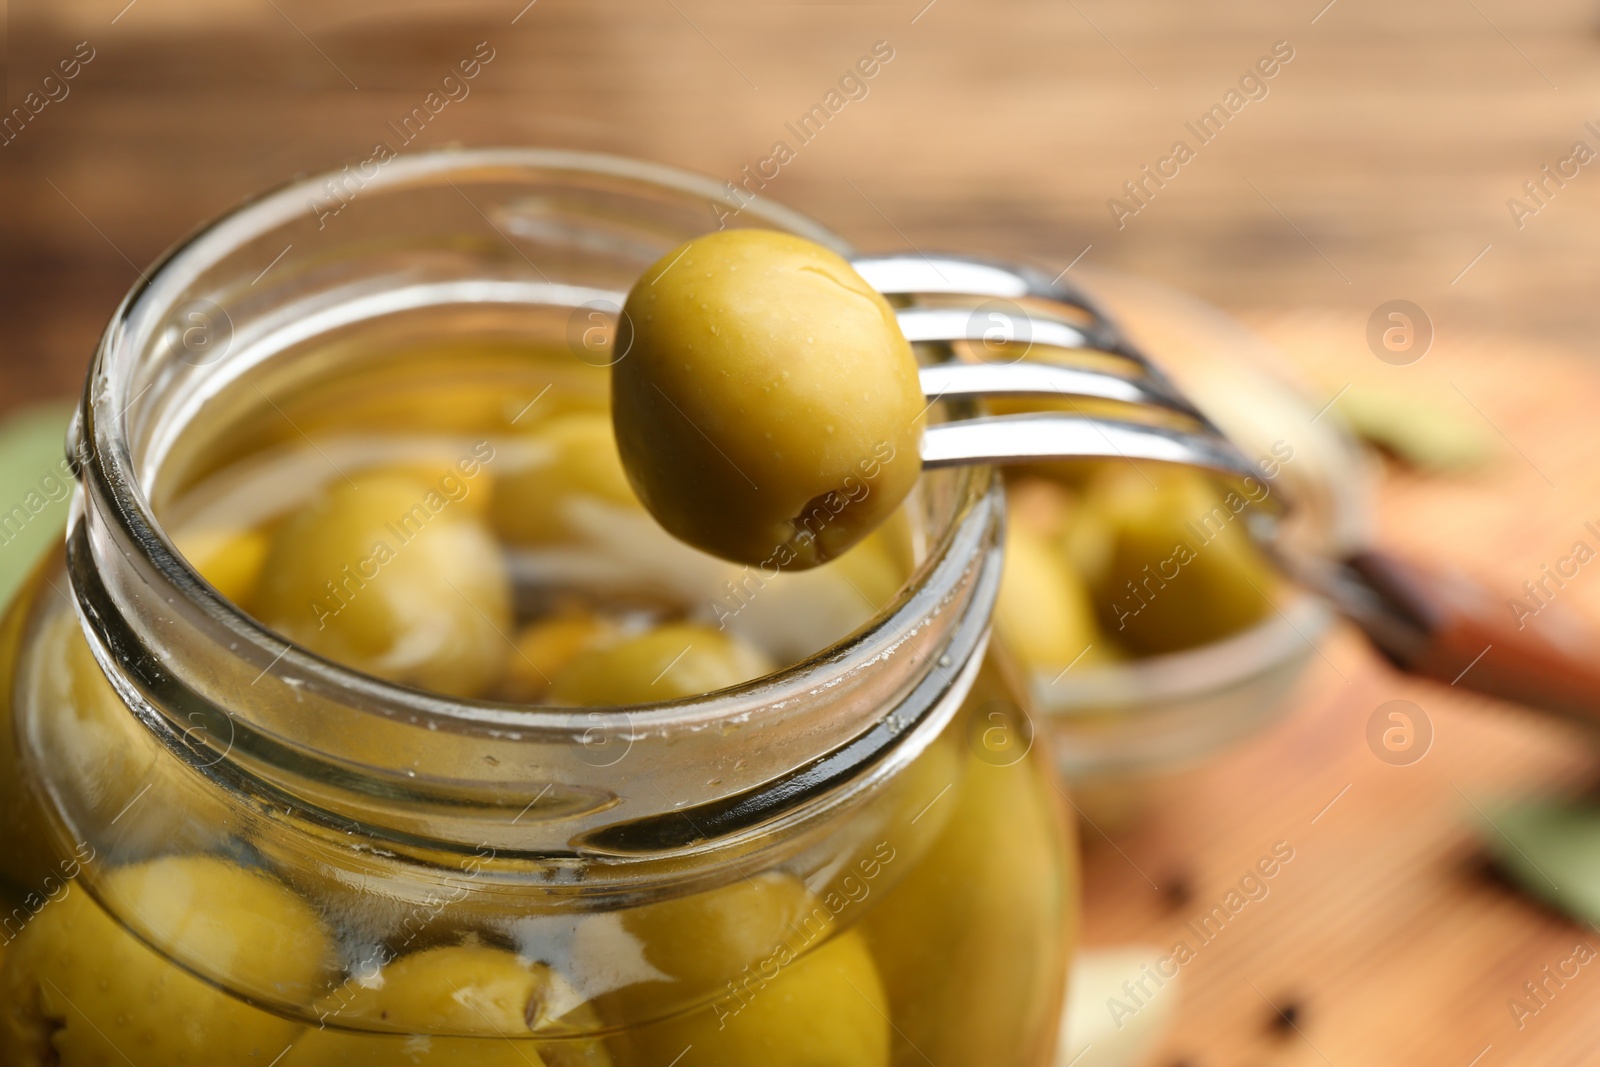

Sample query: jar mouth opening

[76,147,1000,742]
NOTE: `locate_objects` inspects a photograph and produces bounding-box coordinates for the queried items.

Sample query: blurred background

[5,0,1600,1063]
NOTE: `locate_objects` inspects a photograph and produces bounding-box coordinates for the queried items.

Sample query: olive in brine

[286,944,608,1067]
[253,474,512,697]
[490,411,639,545]
[548,622,773,706]
[0,855,335,1066]
[1084,465,1276,655]
[613,929,889,1067]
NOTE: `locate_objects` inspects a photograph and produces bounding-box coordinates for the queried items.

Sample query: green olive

[1,613,233,885]
[847,729,963,883]
[613,229,924,569]
[286,944,609,1067]
[499,612,616,703]
[548,622,773,706]
[0,584,55,894]
[611,928,889,1067]
[175,526,272,607]
[253,473,512,698]
[366,454,496,520]
[0,609,154,891]
[818,513,911,614]
[861,658,1075,1065]
[579,871,888,1067]
[995,506,1102,671]
[0,855,335,1065]
[489,411,640,545]
[1083,465,1276,655]
[593,871,818,1003]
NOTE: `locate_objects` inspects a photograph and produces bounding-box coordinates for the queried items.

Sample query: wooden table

[1081,312,1600,1065]
[5,0,1600,1062]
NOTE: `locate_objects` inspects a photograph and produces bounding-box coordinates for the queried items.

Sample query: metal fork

[857,252,1600,728]
[851,253,1275,503]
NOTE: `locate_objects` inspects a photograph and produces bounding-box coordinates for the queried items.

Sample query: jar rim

[73,146,1002,742]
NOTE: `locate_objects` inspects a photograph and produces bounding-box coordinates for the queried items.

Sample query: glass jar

[1019,270,1360,826]
[0,150,1076,1066]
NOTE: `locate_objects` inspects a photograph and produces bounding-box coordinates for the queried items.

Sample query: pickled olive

[820,516,909,614]
[1005,476,1076,540]
[176,526,271,606]
[995,510,1101,672]
[44,614,157,809]
[1002,477,1121,665]
[2,586,241,889]
[253,474,512,698]
[0,856,336,1066]
[723,515,913,664]
[590,872,818,1002]
[0,588,65,893]
[500,613,616,703]
[490,412,639,545]
[1085,465,1276,655]
[548,622,773,706]
[1058,489,1116,588]
[3,613,228,876]
[239,342,606,442]
[578,872,887,1065]
[860,730,963,875]
[612,229,924,569]
[286,945,608,1067]
[367,456,496,519]
[612,929,890,1067]
[862,662,1075,1065]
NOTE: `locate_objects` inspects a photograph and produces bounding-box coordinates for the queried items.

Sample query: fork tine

[918,362,1205,421]
[856,252,1150,367]
[921,412,1274,503]
[894,305,1121,353]
[853,253,1103,312]
[865,252,1265,501]
[852,255,1038,300]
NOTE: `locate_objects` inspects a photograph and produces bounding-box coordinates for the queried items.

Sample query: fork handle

[1345,549,1600,726]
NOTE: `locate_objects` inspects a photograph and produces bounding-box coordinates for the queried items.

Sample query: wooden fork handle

[1344,549,1600,726]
